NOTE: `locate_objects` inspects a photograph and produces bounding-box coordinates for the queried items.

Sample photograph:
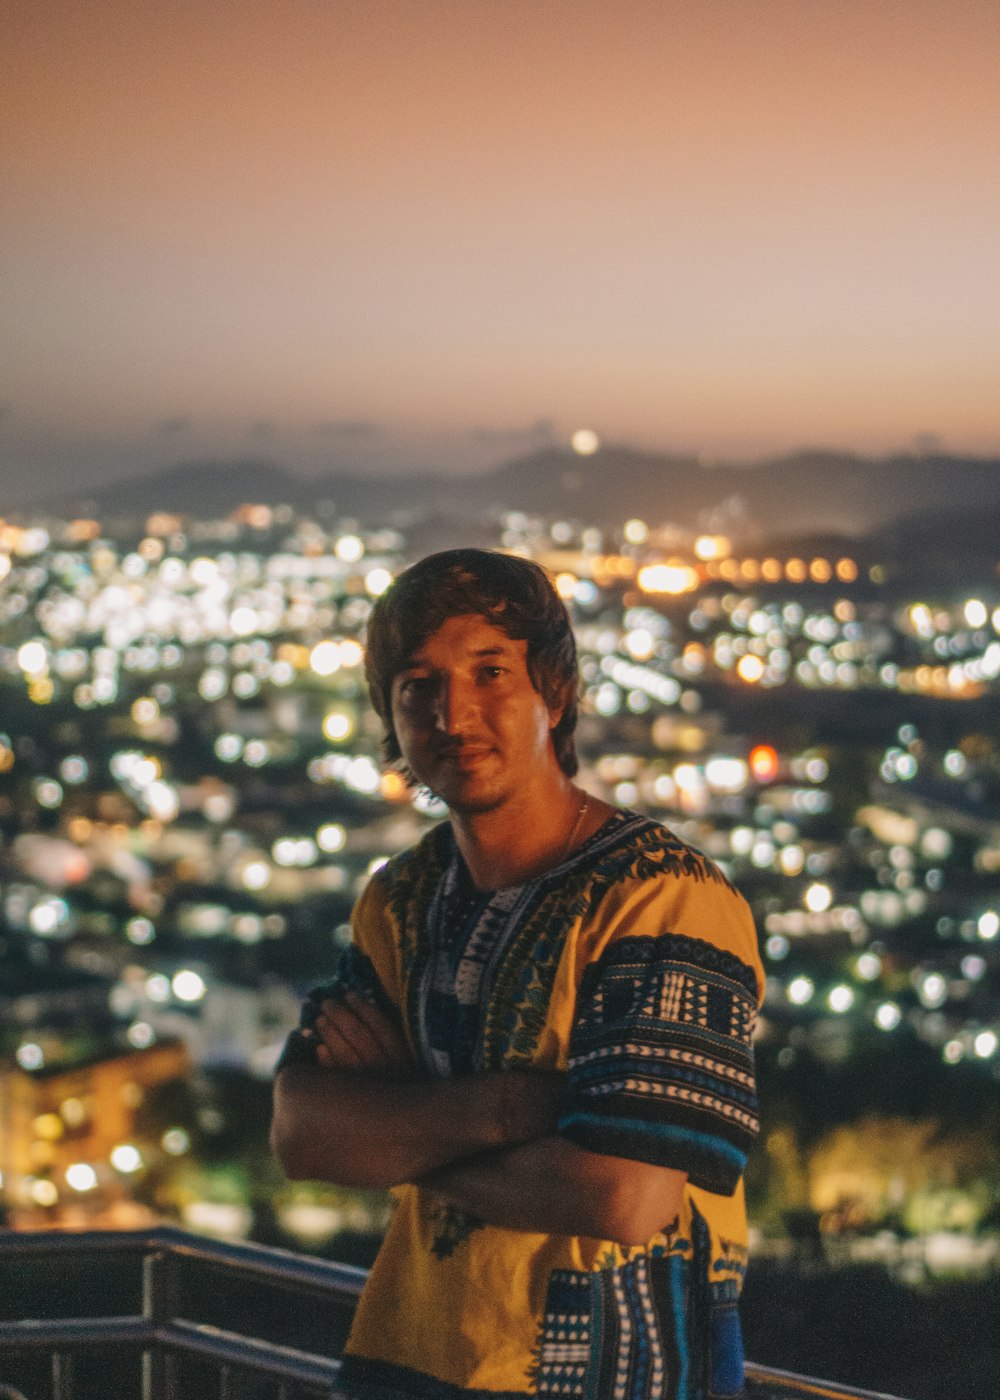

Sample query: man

[272,548,764,1400]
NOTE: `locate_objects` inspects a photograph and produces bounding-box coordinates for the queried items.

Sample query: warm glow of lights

[785,558,807,583]
[30,1178,59,1206]
[66,1163,98,1192]
[787,976,815,1006]
[749,745,780,782]
[909,603,933,635]
[365,567,393,596]
[623,628,656,661]
[835,558,858,582]
[828,984,854,1013]
[61,1098,87,1127]
[316,822,347,852]
[33,1114,64,1142]
[17,640,48,676]
[919,973,947,1008]
[736,654,764,683]
[740,559,760,581]
[705,756,749,792]
[978,911,999,940]
[277,643,310,670]
[555,572,578,599]
[809,558,832,583]
[380,771,410,801]
[131,697,161,725]
[309,641,341,676]
[335,534,364,563]
[322,710,354,742]
[673,763,702,795]
[571,429,600,455]
[761,557,782,582]
[232,503,273,530]
[241,860,271,891]
[637,562,698,595]
[110,1144,143,1173]
[623,518,648,544]
[875,1002,902,1031]
[804,882,833,913]
[694,535,731,561]
[172,969,206,1002]
[339,639,364,668]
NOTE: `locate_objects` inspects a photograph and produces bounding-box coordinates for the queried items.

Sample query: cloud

[312,419,380,439]
[469,418,556,445]
[153,416,193,436]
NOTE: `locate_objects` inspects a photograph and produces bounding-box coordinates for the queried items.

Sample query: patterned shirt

[277,810,764,1400]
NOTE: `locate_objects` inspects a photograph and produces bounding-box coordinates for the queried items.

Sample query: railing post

[142,1246,179,1400]
[51,1352,74,1400]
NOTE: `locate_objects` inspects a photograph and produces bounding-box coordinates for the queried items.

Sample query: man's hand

[311,993,413,1077]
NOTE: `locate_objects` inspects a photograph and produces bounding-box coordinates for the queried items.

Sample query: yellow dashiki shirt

[278,810,764,1400]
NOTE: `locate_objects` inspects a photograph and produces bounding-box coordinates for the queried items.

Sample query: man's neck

[449,780,599,891]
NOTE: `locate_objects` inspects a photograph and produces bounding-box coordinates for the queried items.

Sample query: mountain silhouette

[34,447,1000,555]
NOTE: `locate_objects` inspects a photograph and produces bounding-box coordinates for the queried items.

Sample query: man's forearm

[271,1064,562,1189]
[419,1136,688,1244]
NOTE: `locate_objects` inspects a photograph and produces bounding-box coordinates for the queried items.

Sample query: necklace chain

[559,790,589,864]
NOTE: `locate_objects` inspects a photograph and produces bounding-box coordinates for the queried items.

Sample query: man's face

[389,614,562,814]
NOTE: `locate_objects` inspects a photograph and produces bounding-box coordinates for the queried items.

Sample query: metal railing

[0,1228,908,1400]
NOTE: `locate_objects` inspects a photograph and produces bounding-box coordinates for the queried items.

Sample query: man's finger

[315,1000,383,1066]
[342,994,408,1061]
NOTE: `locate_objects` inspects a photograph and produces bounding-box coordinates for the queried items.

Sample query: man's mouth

[436,743,493,769]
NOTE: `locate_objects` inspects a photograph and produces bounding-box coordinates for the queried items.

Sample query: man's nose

[432,677,477,733]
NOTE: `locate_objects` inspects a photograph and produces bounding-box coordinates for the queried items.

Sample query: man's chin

[426,777,506,816]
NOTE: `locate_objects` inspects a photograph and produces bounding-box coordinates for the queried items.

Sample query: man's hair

[364,548,579,777]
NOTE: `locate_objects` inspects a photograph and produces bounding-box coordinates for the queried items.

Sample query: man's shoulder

[582,810,763,994]
[371,820,455,893]
[586,808,738,898]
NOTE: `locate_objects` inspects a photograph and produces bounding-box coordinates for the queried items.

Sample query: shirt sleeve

[274,871,402,1074]
[557,888,763,1197]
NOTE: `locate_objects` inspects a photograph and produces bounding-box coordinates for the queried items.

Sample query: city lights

[3,487,1000,1286]
[65,1163,98,1192]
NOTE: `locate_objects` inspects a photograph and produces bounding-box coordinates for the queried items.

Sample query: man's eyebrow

[397,644,515,672]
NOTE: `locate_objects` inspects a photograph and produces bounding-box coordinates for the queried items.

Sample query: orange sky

[3,0,1000,493]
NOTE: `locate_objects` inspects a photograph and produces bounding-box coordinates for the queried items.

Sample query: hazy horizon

[4,0,1000,502]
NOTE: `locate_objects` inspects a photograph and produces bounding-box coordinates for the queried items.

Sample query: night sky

[3,0,1000,501]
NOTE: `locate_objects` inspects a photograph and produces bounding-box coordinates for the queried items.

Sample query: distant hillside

[868,498,1000,581]
[36,447,1000,545]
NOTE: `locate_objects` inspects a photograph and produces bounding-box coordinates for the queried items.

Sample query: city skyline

[4,0,1000,499]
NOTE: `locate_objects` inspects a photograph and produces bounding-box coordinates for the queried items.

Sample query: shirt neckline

[449,807,629,899]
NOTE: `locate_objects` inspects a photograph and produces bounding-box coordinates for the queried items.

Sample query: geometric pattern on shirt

[533,1203,746,1400]
[563,934,760,1196]
[393,812,743,1079]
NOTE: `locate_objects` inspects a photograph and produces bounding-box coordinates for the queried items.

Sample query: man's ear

[545,681,569,730]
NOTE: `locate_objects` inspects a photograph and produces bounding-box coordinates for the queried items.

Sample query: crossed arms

[270,994,687,1244]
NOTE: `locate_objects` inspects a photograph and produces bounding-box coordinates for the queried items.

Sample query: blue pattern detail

[534,1244,746,1400]
[709,1304,745,1399]
[563,931,760,1196]
[558,1113,749,1175]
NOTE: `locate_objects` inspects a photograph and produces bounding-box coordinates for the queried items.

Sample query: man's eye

[480,666,507,680]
